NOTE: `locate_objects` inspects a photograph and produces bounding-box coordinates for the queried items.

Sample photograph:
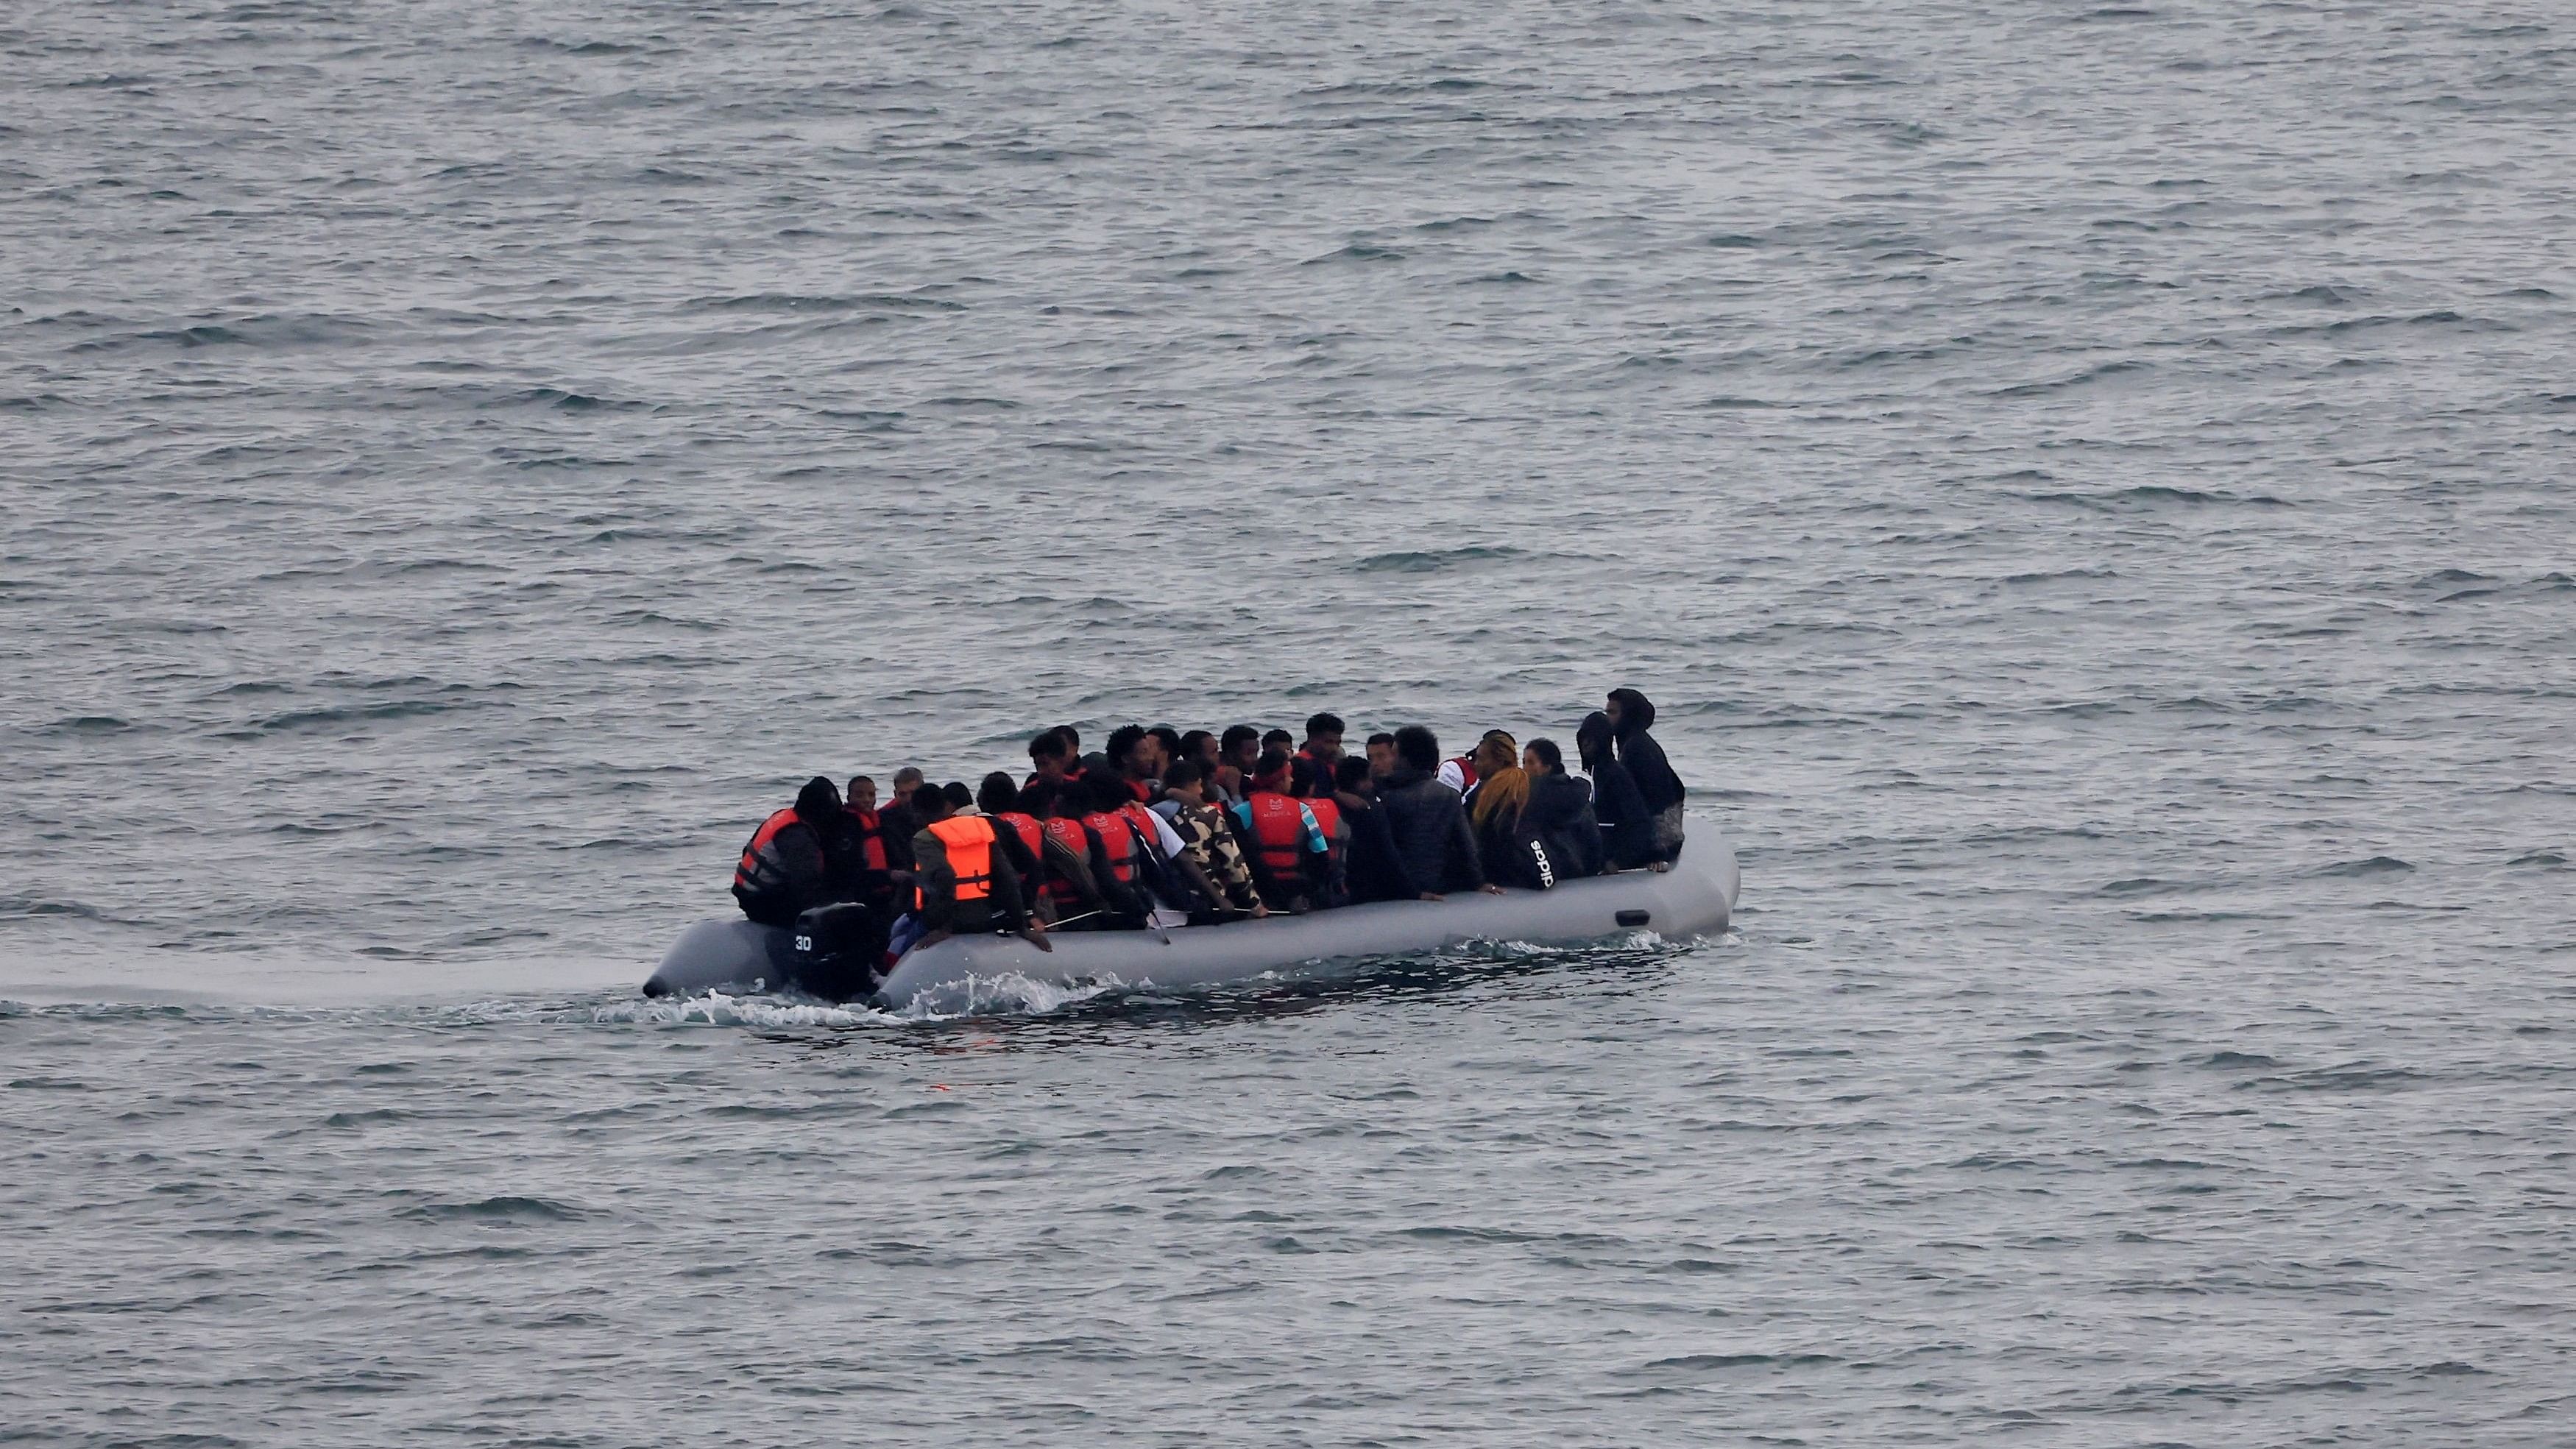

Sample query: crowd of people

[727,687,1688,995]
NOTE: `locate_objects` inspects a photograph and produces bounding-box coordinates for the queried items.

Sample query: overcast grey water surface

[7,0,2576,1442]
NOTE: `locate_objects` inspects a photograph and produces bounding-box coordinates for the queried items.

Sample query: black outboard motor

[789,901,887,1002]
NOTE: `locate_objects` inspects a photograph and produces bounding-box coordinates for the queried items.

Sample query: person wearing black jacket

[1376,726,1499,899]
[1515,738,1604,885]
[1579,712,1658,871]
[1606,687,1685,863]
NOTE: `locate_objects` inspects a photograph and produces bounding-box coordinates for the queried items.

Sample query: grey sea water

[5,0,2573,1442]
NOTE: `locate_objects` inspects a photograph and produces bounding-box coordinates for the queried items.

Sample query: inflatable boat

[643,832,1738,1010]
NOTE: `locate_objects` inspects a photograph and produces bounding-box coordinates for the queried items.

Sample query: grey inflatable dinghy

[643,832,1738,1010]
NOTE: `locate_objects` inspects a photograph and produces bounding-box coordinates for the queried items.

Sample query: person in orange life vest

[733,776,860,928]
[1161,760,1264,919]
[1025,729,1078,790]
[977,772,1050,907]
[1077,771,1167,928]
[1232,748,1331,913]
[1364,731,1398,783]
[1213,725,1261,806]
[907,785,1046,952]
[1291,712,1345,798]
[839,774,896,909]
[1287,757,1353,909]
[1016,779,1112,926]
[1036,778,1140,928]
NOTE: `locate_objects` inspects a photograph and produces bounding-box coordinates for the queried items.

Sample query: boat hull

[642,832,1738,1009]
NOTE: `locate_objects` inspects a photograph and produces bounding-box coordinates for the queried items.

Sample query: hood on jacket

[1608,688,1657,737]
[795,775,842,823]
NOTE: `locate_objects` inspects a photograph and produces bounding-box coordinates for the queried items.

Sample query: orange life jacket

[843,806,889,873]
[734,808,802,890]
[1244,793,1314,881]
[916,815,996,910]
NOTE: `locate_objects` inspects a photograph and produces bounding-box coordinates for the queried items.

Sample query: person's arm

[987,835,1030,932]
[991,823,1039,899]
[1147,809,1186,862]
[913,831,955,933]
[1295,804,1331,896]
[1447,798,1494,892]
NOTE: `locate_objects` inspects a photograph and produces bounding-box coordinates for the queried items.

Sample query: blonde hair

[1470,730,1527,827]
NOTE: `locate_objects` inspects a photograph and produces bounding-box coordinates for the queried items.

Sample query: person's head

[795,775,842,823]
[1053,725,1082,755]
[913,783,952,820]
[1473,729,1519,778]
[1078,751,1117,783]
[977,771,1019,816]
[1606,688,1655,735]
[1020,779,1060,818]
[1251,747,1294,794]
[1164,757,1207,806]
[1086,772,1134,815]
[1028,729,1072,777]
[1577,711,1616,770]
[1335,755,1374,797]
[1262,728,1293,755]
[1146,726,1183,776]
[1181,729,1218,769]
[1393,726,1440,773]
[1220,725,1261,770]
[891,766,925,795]
[1106,724,1150,779]
[846,776,877,812]
[1302,712,1345,759]
[942,781,974,812]
[1365,732,1396,778]
[1524,739,1564,775]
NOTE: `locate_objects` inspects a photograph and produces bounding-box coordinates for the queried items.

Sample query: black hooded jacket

[1517,770,1604,885]
[1588,754,1657,871]
[1374,766,1485,895]
[1610,690,1685,817]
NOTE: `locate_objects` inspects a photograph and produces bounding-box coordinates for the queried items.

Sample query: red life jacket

[1304,794,1342,860]
[733,808,801,890]
[994,811,1044,860]
[1117,801,1165,856]
[1126,776,1153,804]
[1449,756,1479,790]
[843,806,889,873]
[1244,793,1314,881]
[1040,816,1092,905]
[1082,810,1139,885]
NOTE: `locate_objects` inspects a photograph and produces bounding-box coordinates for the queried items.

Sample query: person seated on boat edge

[1105,723,1164,804]
[1078,771,1197,928]
[1579,711,1659,873]
[875,765,928,873]
[1155,760,1263,921]
[1328,754,1415,904]
[1513,737,1604,887]
[1025,729,1078,790]
[1364,731,1398,782]
[1291,712,1345,798]
[1379,726,1502,901]
[1235,748,1334,913]
[979,772,1052,914]
[1607,687,1686,864]
[841,775,897,915]
[1286,751,1353,908]
[904,784,1048,956]
[1030,779,1133,929]
[1214,724,1261,805]
[1463,730,1531,881]
[732,776,855,927]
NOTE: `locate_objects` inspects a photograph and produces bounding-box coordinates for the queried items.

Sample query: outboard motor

[789,901,887,1002]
